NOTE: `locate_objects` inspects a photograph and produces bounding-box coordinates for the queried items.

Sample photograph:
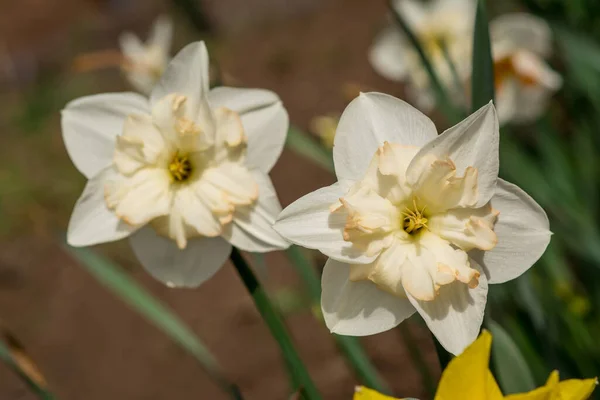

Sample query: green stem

[230,248,322,400]
[431,333,452,371]
[285,246,390,394]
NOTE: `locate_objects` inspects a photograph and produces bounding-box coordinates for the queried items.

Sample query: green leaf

[64,246,243,400]
[488,319,536,394]
[471,0,495,111]
[388,0,463,123]
[285,126,335,173]
[0,337,56,400]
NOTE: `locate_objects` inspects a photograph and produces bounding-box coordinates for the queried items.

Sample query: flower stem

[230,248,322,400]
[398,324,436,398]
[431,333,452,370]
[285,246,391,394]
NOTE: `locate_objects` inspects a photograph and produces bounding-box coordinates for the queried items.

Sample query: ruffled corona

[334,142,498,301]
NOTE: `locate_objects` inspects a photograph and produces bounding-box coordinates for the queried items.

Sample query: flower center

[401,199,428,235]
[169,152,193,182]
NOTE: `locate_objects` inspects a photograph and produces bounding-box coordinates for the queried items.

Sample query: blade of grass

[398,324,436,398]
[440,40,467,110]
[487,319,535,394]
[0,332,56,400]
[388,0,463,123]
[230,248,322,400]
[286,126,335,174]
[285,246,391,394]
[471,0,495,110]
[64,246,243,400]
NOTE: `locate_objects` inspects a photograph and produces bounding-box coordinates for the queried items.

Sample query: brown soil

[0,0,440,399]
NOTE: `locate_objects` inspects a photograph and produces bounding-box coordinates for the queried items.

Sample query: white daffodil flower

[490,13,563,125]
[274,93,551,355]
[62,41,290,287]
[119,16,173,94]
[369,0,474,110]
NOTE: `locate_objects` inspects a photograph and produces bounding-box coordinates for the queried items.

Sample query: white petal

[470,179,550,284]
[61,93,149,178]
[274,181,377,263]
[495,79,519,126]
[407,102,499,207]
[491,13,553,57]
[512,51,563,91]
[334,92,438,182]
[392,0,427,29]
[407,263,488,355]
[321,258,416,336]
[208,87,288,173]
[129,226,232,288]
[148,15,173,52]
[67,168,139,246]
[119,32,144,58]
[369,27,409,82]
[223,171,289,252]
[150,41,210,118]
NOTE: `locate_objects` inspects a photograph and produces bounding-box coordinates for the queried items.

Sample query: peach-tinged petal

[104,168,172,226]
[410,155,479,212]
[407,102,499,207]
[428,205,499,251]
[213,107,246,148]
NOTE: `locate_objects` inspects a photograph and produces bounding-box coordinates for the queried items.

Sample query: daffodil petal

[334,92,438,182]
[407,102,499,207]
[369,26,409,82]
[555,378,598,400]
[491,13,553,57]
[503,386,552,400]
[208,87,288,173]
[67,168,140,246]
[223,171,289,252]
[129,226,232,288]
[148,15,173,51]
[61,92,149,178]
[435,331,503,400]
[321,258,416,336]
[470,179,550,284]
[354,386,401,400]
[150,41,213,133]
[408,262,488,355]
[274,181,378,263]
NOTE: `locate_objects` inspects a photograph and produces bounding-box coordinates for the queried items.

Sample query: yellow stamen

[169,152,192,182]
[402,199,429,234]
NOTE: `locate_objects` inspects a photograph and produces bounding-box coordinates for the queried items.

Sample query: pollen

[401,198,429,234]
[169,152,193,182]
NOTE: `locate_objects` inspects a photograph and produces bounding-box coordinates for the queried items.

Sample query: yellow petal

[353,386,400,400]
[435,330,503,400]
[554,377,598,400]
[504,386,552,400]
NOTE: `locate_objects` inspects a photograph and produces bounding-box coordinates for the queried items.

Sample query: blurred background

[1,0,599,399]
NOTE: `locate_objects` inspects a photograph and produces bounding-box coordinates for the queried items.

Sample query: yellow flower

[354,331,597,400]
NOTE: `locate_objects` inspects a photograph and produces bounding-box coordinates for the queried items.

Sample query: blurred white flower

[62,42,290,287]
[275,93,550,354]
[369,0,475,110]
[490,13,563,125]
[119,16,173,94]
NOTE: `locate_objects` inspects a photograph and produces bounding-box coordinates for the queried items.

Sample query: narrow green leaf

[230,248,322,400]
[488,319,536,394]
[285,246,391,394]
[471,0,495,110]
[388,0,463,123]
[286,126,335,174]
[64,246,242,400]
[0,338,56,400]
